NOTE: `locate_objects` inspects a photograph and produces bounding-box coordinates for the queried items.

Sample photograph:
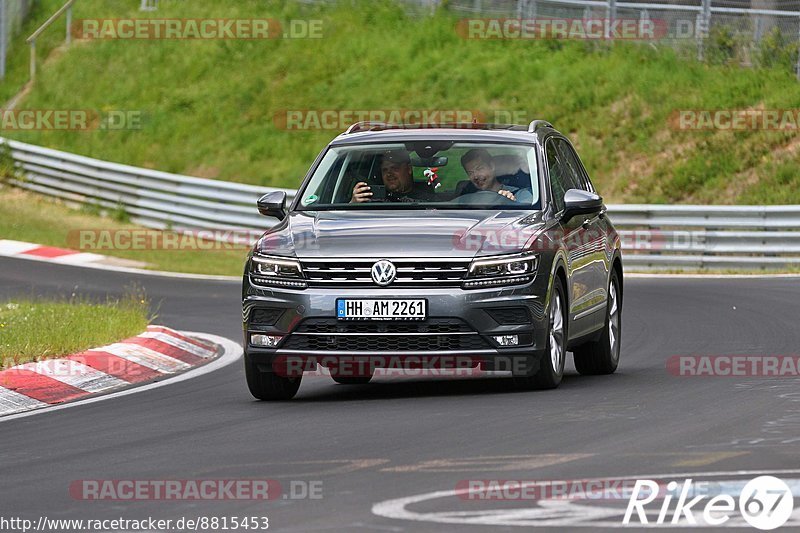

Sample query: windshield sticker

[304,194,319,205]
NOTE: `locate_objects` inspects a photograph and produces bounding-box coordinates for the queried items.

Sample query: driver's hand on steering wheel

[498,189,516,201]
[351,182,372,203]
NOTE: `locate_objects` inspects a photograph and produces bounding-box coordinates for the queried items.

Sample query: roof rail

[343,122,537,134]
[527,120,554,133]
[344,121,391,134]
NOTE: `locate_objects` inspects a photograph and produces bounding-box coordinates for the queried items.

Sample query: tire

[573,269,622,375]
[513,276,566,390]
[331,374,373,385]
[244,356,302,400]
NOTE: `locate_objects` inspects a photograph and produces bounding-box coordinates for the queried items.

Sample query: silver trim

[274,349,500,357]
[528,120,554,133]
[300,257,472,263]
[305,278,463,284]
[292,332,476,337]
[304,266,467,273]
[573,301,607,321]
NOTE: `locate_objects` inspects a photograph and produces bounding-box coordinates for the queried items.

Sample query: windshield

[296,141,540,210]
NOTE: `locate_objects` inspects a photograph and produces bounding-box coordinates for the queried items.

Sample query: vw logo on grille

[371,260,396,286]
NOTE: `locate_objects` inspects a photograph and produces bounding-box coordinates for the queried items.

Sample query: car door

[556,138,608,333]
[545,138,596,339]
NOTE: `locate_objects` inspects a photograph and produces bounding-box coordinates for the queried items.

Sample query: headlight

[464,253,537,289]
[249,255,307,289]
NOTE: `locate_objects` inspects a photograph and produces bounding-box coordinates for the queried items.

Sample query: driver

[460,148,531,202]
[350,150,437,203]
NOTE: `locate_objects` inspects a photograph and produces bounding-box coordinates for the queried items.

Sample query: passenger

[460,148,532,203]
[351,150,437,203]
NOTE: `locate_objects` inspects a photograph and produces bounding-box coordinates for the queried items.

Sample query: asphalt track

[1,255,799,532]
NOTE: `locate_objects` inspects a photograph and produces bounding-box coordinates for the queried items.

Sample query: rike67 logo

[624,476,795,530]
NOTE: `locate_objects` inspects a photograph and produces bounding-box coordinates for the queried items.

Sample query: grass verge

[0,293,151,365]
[0,186,249,276]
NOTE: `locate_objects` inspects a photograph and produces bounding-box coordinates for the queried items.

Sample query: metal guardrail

[26,0,75,81]
[0,137,295,233]
[1,137,798,270]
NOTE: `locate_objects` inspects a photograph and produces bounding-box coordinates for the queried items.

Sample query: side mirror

[562,189,603,222]
[257,191,287,220]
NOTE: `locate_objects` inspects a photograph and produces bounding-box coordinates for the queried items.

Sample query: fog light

[251,334,283,347]
[493,335,519,347]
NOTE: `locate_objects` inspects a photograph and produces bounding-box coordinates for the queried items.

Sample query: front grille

[282,317,491,352]
[282,334,491,352]
[295,317,472,334]
[486,307,532,325]
[301,258,469,288]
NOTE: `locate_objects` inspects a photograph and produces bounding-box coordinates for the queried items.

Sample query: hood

[257,209,545,259]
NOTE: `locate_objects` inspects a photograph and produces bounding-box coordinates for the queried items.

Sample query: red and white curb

[0,325,223,417]
[0,239,147,269]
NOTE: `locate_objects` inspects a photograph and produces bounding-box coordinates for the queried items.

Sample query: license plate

[336,299,426,320]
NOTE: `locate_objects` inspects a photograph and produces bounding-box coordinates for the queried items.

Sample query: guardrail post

[0,0,7,80]
[29,38,35,80]
[65,4,72,45]
[796,15,800,80]
[517,0,536,19]
[697,0,711,61]
[753,16,761,43]
[639,8,650,37]
[606,0,617,39]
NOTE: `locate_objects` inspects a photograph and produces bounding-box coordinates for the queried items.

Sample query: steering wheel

[451,190,519,206]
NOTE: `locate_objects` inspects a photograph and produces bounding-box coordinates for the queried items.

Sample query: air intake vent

[250,308,285,326]
[486,307,531,325]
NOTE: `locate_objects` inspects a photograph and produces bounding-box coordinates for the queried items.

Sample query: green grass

[0,186,248,276]
[1,0,799,204]
[0,293,151,365]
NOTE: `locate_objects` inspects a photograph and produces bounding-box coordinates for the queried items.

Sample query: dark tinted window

[546,139,579,213]
[556,139,593,192]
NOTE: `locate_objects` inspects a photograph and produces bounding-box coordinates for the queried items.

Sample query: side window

[546,139,569,213]
[557,139,594,192]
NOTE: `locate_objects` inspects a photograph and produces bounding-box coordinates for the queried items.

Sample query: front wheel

[573,269,621,375]
[513,277,566,390]
[244,356,302,400]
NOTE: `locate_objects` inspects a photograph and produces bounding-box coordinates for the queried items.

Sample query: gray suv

[243,121,623,400]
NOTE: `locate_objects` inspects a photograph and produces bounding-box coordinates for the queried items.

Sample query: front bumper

[242,282,550,374]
